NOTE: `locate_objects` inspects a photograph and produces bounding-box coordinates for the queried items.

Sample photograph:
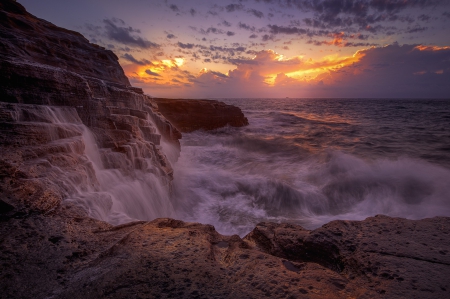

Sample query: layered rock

[153,98,249,133]
[0,0,180,214]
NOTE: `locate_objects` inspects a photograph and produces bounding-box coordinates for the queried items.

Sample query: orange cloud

[415,45,450,51]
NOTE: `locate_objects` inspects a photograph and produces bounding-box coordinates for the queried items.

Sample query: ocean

[170,99,450,236]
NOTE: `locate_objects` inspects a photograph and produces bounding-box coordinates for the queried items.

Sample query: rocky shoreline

[0,1,449,298]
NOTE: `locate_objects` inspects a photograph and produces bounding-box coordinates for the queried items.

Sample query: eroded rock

[153,98,249,133]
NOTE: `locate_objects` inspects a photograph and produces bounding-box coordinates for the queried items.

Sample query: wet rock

[153,98,249,132]
[0,1,180,212]
[245,215,450,298]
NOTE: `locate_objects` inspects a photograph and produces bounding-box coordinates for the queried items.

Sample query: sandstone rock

[245,215,450,298]
[1,205,449,299]
[153,98,249,133]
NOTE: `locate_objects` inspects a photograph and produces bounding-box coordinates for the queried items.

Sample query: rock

[1,208,449,298]
[153,98,249,133]
[0,0,181,213]
[1,2,449,298]
[245,215,450,298]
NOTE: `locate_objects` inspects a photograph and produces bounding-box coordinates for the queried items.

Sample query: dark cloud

[443,12,450,19]
[225,4,244,12]
[145,70,160,77]
[200,27,225,35]
[247,9,264,18]
[209,45,246,57]
[268,25,309,35]
[320,44,450,98]
[417,14,431,22]
[222,20,232,27]
[227,31,236,36]
[190,8,196,16]
[167,34,176,39]
[178,42,195,49]
[258,0,448,35]
[228,58,259,65]
[122,53,151,65]
[249,34,258,38]
[406,26,428,33]
[169,4,179,12]
[210,71,229,78]
[262,34,275,41]
[238,22,256,31]
[103,19,159,49]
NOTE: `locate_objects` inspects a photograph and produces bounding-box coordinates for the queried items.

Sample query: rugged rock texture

[153,98,249,133]
[1,2,449,299]
[0,0,180,213]
[1,205,449,298]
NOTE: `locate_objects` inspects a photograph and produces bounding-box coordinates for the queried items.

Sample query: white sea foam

[171,99,450,236]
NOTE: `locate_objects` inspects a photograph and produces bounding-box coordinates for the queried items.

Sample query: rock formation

[1,205,449,298]
[0,0,180,216]
[0,1,449,298]
[153,98,249,133]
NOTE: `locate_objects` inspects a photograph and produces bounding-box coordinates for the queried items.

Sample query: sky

[19,0,450,98]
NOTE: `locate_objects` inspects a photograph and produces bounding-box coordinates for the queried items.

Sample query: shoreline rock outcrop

[0,1,449,298]
[153,98,249,133]
[1,204,449,298]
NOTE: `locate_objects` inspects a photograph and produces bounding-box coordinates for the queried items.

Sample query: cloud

[222,20,232,27]
[122,53,151,65]
[405,26,428,33]
[169,4,179,12]
[145,70,160,77]
[178,42,195,49]
[190,8,196,16]
[167,33,176,39]
[238,22,256,31]
[418,14,431,22]
[249,34,258,38]
[103,19,159,49]
[225,4,244,12]
[312,43,450,98]
[227,31,236,36]
[268,24,309,36]
[247,9,264,18]
[256,0,449,36]
[162,43,450,98]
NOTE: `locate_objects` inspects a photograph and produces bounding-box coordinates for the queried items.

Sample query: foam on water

[171,99,450,236]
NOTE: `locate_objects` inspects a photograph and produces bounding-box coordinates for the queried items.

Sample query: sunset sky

[20,0,450,98]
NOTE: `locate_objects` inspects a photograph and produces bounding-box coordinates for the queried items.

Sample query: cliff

[0,0,180,216]
[153,98,249,133]
[0,1,449,298]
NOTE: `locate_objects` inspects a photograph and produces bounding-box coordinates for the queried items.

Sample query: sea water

[170,99,450,236]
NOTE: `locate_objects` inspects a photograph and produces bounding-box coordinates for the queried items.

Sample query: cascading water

[24,105,176,225]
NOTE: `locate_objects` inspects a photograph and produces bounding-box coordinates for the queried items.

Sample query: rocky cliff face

[1,1,449,298]
[0,0,180,218]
